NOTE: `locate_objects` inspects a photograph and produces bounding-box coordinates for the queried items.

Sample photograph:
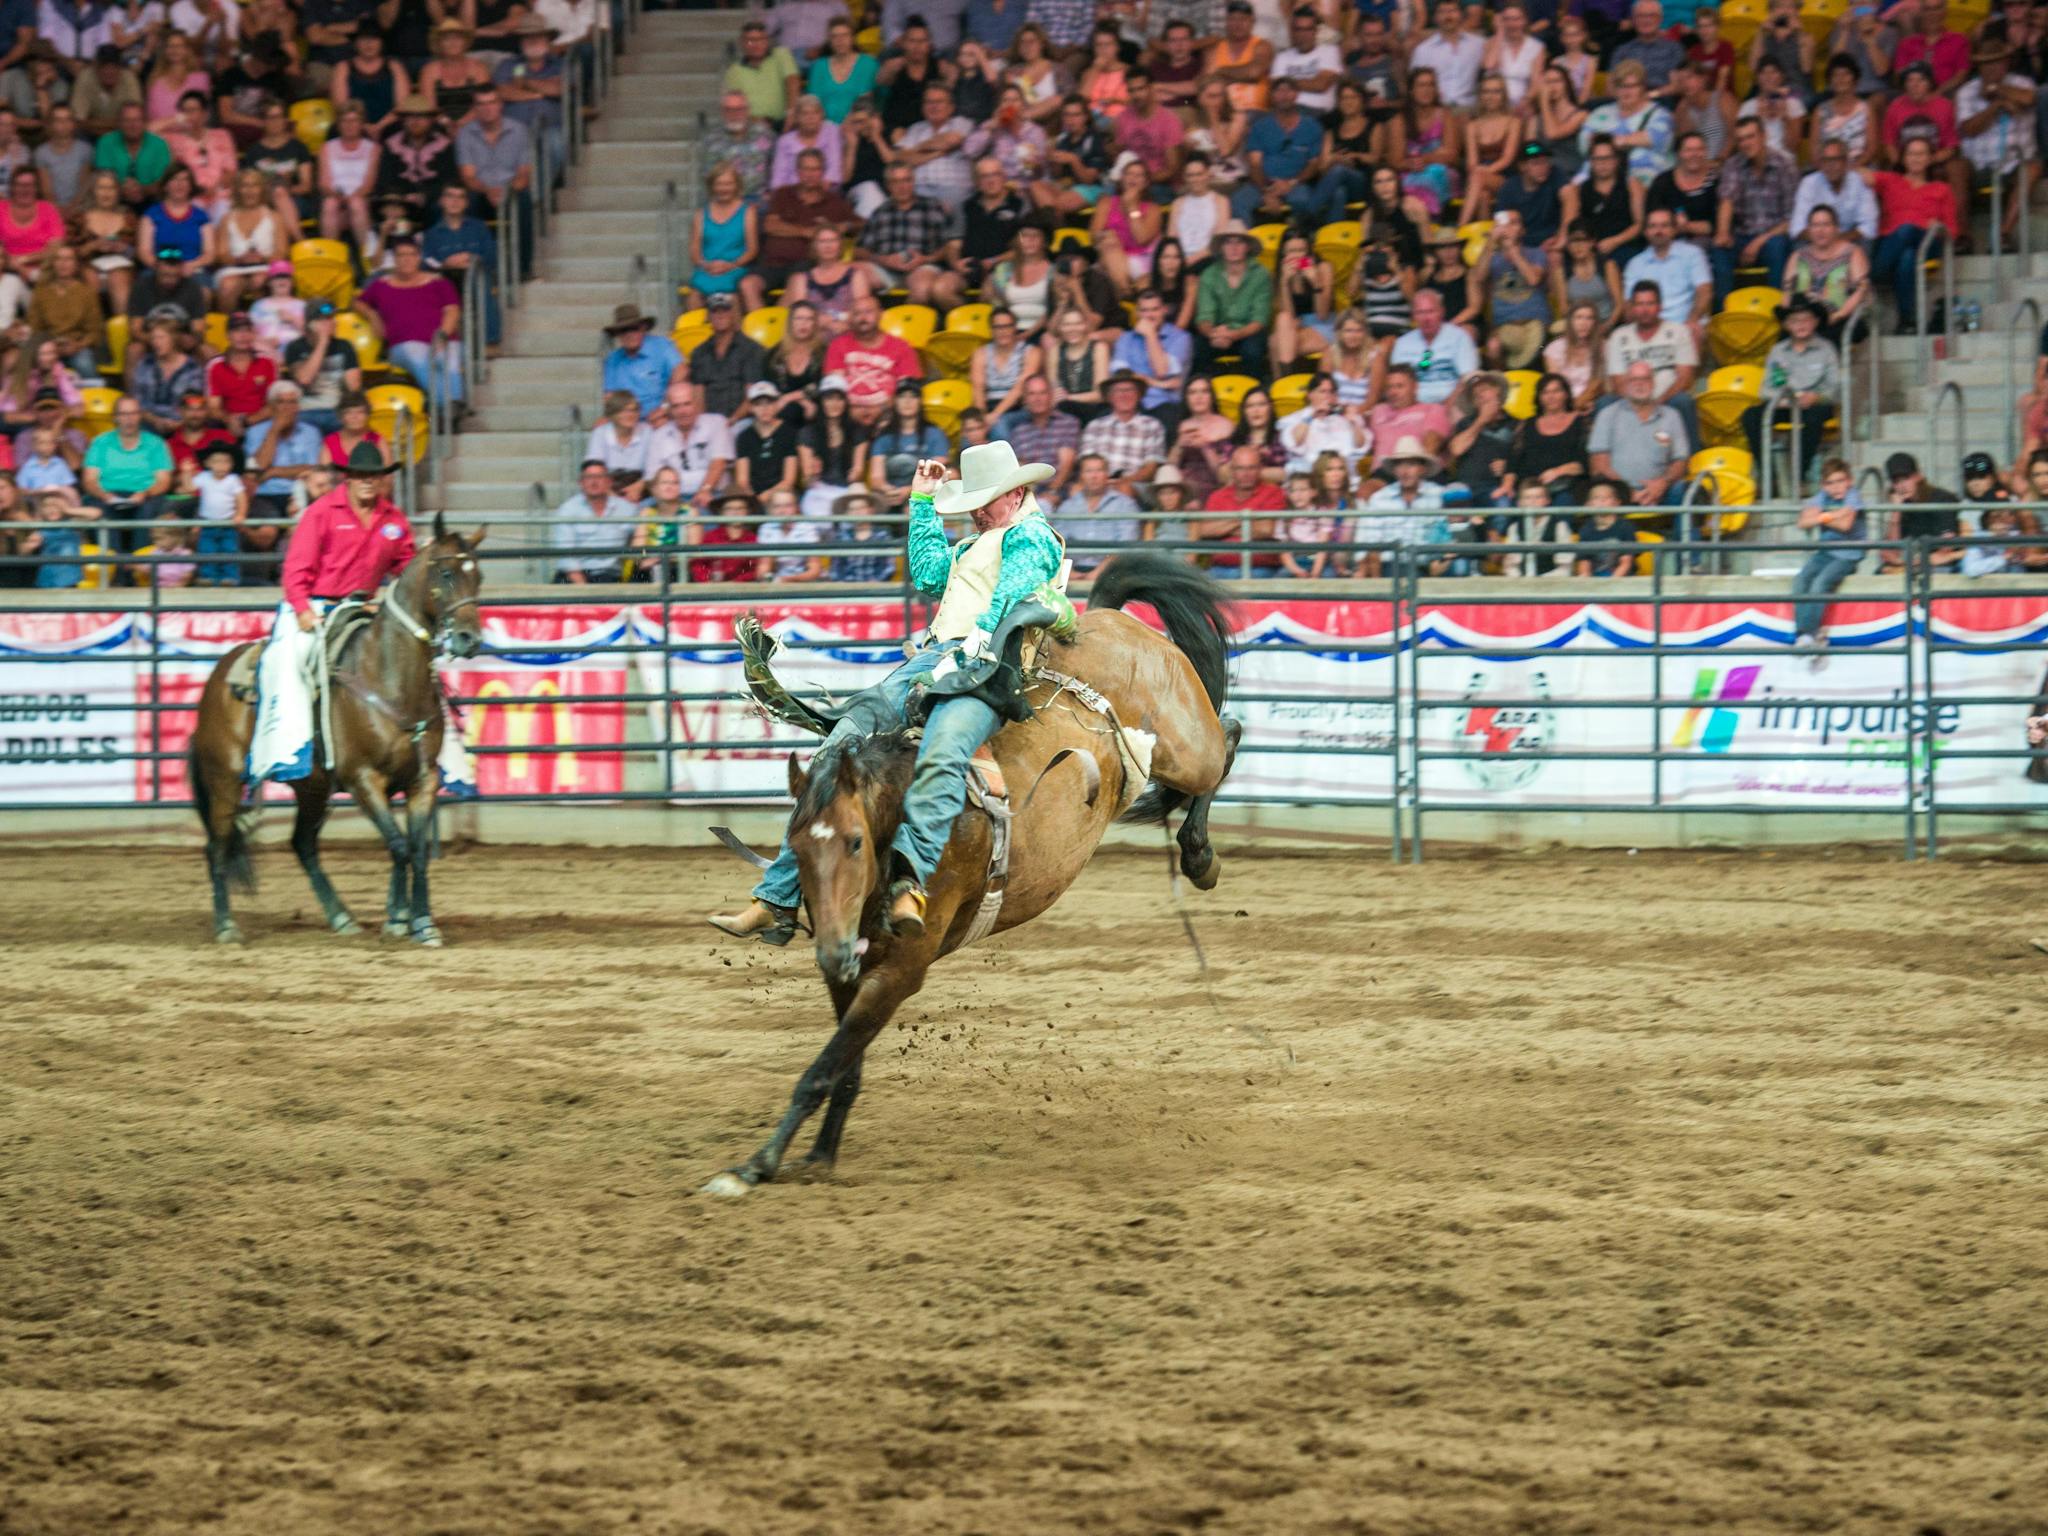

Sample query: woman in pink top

[0,168,64,282]
[1090,158,1162,293]
[165,92,241,214]
[145,33,211,133]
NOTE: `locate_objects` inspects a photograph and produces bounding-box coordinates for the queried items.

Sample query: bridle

[384,551,481,654]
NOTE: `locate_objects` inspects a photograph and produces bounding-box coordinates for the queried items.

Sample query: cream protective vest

[927,498,1061,643]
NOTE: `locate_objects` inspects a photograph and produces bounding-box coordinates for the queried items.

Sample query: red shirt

[824,332,921,409]
[1894,29,1970,87]
[168,426,236,471]
[687,514,761,584]
[1871,171,1958,237]
[282,485,416,614]
[1202,482,1289,568]
[1883,92,1957,152]
[206,354,278,417]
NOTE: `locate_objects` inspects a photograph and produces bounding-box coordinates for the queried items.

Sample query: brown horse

[703,553,1240,1196]
[188,518,486,947]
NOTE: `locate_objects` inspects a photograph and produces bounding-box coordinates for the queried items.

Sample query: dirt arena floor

[3,840,2047,1536]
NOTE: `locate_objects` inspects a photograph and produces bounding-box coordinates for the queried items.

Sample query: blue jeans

[390,339,464,406]
[197,523,240,585]
[753,647,1003,908]
[1873,223,1941,328]
[1288,164,1367,228]
[1711,233,1791,303]
[1792,548,1860,638]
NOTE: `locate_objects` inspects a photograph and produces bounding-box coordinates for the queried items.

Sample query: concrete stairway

[433,8,728,550]
[1847,211,2048,486]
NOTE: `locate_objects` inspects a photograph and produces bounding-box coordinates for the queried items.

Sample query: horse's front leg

[349,772,411,937]
[703,963,921,1197]
[800,1061,863,1174]
[404,768,443,948]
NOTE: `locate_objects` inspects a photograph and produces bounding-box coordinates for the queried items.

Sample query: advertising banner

[0,611,139,803]
[9,592,2048,810]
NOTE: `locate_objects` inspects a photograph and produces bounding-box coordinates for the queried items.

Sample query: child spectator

[250,261,306,358]
[32,487,95,588]
[186,440,247,586]
[133,518,195,588]
[1791,456,1865,656]
[1517,479,1574,576]
[1278,470,1336,578]
[1574,478,1640,577]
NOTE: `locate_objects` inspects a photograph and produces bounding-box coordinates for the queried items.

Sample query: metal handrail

[1756,384,1802,504]
[2012,297,2042,464]
[1927,379,1965,484]
[660,180,682,330]
[560,402,587,504]
[1914,222,1954,362]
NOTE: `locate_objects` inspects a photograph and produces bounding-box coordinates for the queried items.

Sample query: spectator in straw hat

[1193,219,1272,375]
[601,302,683,417]
[378,95,458,220]
[1956,38,2039,248]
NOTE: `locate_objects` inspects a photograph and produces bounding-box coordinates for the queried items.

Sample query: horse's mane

[789,730,920,838]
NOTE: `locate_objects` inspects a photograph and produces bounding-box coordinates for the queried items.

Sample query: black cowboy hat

[340,442,398,477]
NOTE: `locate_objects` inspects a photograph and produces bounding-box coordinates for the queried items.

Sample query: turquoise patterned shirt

[906,493,1065,638]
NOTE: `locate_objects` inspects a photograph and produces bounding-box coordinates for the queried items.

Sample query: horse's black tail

[190,743,256,893]
[1087,553,1235,826]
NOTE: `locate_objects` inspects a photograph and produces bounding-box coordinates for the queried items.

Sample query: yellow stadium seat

[922,328,988,380]
[203,311,228,355]
[100,313,128,380]
[1719,0,1767,52]
[921,377,972,437]
[74,541,113,590]
[1633,529,1664,575]
[1706,364,1765,397]
[855,24,881,53]
[1249,222,1286,272]
[1051,227,1092,253]
[1210,373,1260,422]
[671,306,710,356]
[366,383,429,464]
[290,98,334,153]
[742,304,787,350]
[1707,309,1778,368]
[1690,446,1756,486]
[943,302,993,338]
[1724,285,1784,316]
[1697,391,1760,449]
[333,309,380,368]
[879,302,938,352]
[1269,371,1313,417]
[289,238,355,307]
[74,385,120,437]
[1503,369,1541,420]
[1312,222,1363,288]
[1800,0,1847,47]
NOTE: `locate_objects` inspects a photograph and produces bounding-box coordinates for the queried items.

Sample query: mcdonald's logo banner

[443,605,626,796]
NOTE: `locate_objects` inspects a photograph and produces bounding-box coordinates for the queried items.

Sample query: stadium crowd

[0,0,578,590]
[550,0,2048,586]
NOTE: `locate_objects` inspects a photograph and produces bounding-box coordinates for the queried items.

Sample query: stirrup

[707,900,799,946]
[886,878,927,938]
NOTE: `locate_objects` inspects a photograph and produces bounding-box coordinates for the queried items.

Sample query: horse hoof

[383,921,409,940]
[214,924,245,946]
[330,914,361,936]
[1187,851,1221,892]
[700,1171,753,1199]
[410,923,444,949]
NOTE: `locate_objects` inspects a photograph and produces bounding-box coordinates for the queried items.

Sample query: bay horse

[187,517,486,947]
[703,552,1241,1196]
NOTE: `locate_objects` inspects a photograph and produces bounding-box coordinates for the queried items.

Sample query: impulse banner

[4,594,2045,808]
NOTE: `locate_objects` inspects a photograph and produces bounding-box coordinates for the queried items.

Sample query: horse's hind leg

[291,782,358,935]
[1176,715,1242,892]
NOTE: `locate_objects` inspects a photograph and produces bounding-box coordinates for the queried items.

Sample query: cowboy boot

[886,876,927,938]
[706,899,798,945]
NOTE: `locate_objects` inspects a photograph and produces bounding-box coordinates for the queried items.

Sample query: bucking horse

[703,551,1240,1195]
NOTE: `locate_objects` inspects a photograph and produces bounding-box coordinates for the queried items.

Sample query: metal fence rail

[7,527,2048,858]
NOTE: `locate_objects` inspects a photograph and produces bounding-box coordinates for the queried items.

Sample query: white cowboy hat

[932,441,1053,516]
[1375,435,1441,476]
